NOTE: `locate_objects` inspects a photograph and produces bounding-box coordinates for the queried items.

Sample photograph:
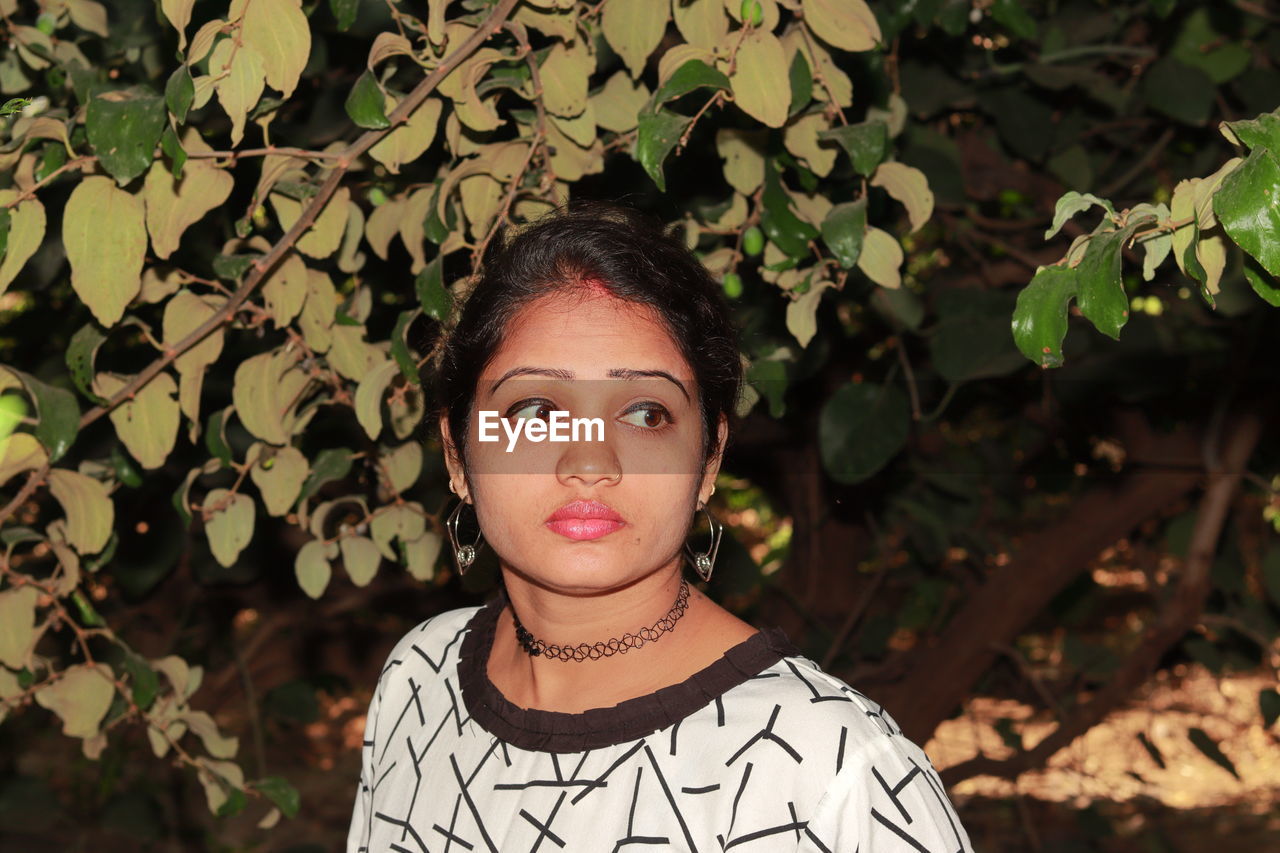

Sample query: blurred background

[0,0,1278,850]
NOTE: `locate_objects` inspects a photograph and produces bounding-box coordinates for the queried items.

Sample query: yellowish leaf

[1197,232,1227,296]
[271,186,351,259]
[546,121,602,182]
[657,45,714,89]
[398,187,436,273]
[209,37,266,146]
[549,101,596,148]
[160,0,195,51]
[674,0,728,49]
[233,348,306,445]
[0,433,47,487]
[541,40,596,117]
[249,444,308,516]
[870,162,934,233]
[47,468,114,555]
[203,489,255,567]
[295,538,335,599]
[729,30,790,128]
[260,252,309,328]
[66,0,109,36]
[0,191,45,295]
[142,157,234,259]
[187,19,224,66]
[299,269,337,352]
[163,289,225,375]
[355,360,400,440]
[0,586,39,669]
[232,0,310,99]
[329,325,389,382]
[379,442,423,494]
[368,31,416,69]
[403,530,442,581]
[371,503,426,560]
[591,71,649,133]
[34,663,114,738]
[365,198,405,260]
[603,0,668,78]
[340,535,381,587]
[93,371,181,470]
[786,279,835,348]
[858,226,903,289]
[514,2,577,41]
[369,95,443,174]
[716,128,766,194]
[62,176,146,328]
[801,0,880,52]
[1170,179,1197,278]
[783,112,837,177]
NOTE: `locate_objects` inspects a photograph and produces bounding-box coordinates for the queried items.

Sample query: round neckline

[456,584,803,753]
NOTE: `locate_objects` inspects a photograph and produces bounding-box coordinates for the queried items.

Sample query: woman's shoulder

[717,647,920,762]
[373,602,485,689]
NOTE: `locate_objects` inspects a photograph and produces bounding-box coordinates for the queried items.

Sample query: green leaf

[0,208,9,260]
[1243,256,1280,307]
[110,444,143,488]
[165,65,194,124]
[11,369,79,462]
[1075,224,1139,340]
[330,0,359,31]
[85,86,167,185]
[990,0,1037,39]
[1012,265,1077,367]
[761,157,818,257]
[746,358,787,419]
[296,448,353,504]
[122,652,159,711]
[820,198,866,269]
[819,381,910,485]
[1213,147,1280,279]
[414,256,451,322]
[787,50,812,118]
[1045,191,1116,240]
[1187,727,1239,779]
[1261,688,1280,729]
[66,323,109,405]
[929,289,1026,381]
[251,776,301,819]
[215,786,248,818]
[818,120,888,176]
[1220,108,1280,153]
[345,70,390,130]
[205,406,233,468]
[651,59,730,108]
[159,124,187,179]
[389,308,422,383]
[1143,57,1215,126]
[635,108,691,192]
[212,253,260,281]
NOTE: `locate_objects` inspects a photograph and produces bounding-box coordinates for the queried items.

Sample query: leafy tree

[0,0,1277,842]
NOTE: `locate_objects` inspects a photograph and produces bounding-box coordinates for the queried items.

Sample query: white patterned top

[347,591,976,853]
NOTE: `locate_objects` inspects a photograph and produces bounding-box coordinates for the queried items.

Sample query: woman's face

[440,289,726,595]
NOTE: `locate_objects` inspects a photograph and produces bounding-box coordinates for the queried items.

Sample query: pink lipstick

[545,499,625,541]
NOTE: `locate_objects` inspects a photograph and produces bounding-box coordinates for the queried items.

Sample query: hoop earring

[446,498,484,575]
[684,504,723,583]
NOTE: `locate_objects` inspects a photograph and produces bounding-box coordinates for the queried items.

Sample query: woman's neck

[486,566,729,713]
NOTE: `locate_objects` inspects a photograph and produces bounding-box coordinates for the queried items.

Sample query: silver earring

[684,504,723,583]
[446,497,484,575]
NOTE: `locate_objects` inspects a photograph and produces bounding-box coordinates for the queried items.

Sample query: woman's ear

[438,412,467,499]
[699,414,729,507]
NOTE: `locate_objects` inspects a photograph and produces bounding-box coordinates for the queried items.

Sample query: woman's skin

[439,286,759,714]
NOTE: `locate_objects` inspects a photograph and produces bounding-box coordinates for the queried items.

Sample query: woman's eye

[508,401,553,421]
[620,404,672,430]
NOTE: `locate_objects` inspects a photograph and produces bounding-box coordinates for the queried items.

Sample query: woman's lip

[546,499,624,523]
[545,519,625,540]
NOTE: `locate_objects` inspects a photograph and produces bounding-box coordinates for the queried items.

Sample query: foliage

[0,0,1278,841]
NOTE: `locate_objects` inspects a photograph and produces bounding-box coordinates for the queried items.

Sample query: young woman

[346,202,976,852]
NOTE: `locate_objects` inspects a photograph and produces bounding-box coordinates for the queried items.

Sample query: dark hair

[424,200,744,481]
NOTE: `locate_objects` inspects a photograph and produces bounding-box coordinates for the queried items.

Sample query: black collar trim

[456,586,802,753]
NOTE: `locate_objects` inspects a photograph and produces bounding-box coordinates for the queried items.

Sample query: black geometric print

[348,607,976,852]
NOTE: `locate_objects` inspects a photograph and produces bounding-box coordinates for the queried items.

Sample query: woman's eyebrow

[488,366,690,402]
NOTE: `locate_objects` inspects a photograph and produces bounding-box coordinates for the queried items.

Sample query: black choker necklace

[509,578,691,662]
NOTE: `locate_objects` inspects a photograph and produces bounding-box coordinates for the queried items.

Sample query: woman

[347,202,975,852]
